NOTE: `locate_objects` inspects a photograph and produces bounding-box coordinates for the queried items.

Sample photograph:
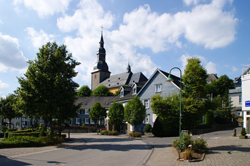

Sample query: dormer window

[120,87,124,97]
[133,87,136,94]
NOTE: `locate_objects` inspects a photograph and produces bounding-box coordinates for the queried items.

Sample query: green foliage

[205,110,214,125]
[0,94,18,128]
[152,115,179,137]
[8,132,40,138]
[192,137,208,153]
[108,101,124,126]
[172,133,208,153]
[0,136,65,148]
[216,75,234,96]
[77,85,92,97]
[182,57,208,98]
[124,96,146,127]
[107,131,119,135]
[144,124,152,132]
[40,128,46,137]
[129,132,142,137]
[89,101,106,123]
[0,126,8,132]
[17,42,81,138]
[100,130,109,135]
[172,133,193,151]
[241,127,246,136]
[91,85,114,96]
[194,123,211,129]
[151,94,204,131]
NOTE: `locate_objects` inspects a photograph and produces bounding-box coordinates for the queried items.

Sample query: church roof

[75,96,115,109]
[99,71,148,89]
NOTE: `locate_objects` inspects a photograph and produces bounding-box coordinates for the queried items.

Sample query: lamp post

[166,67,182,151]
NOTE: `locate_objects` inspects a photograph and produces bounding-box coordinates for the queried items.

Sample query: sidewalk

[145,129,250,166]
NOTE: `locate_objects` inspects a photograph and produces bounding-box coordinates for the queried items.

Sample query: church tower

[91,32,111,90]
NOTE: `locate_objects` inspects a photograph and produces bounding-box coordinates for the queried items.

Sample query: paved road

[144,127,250,166]
[0,127,250,166]
[0,134,151,166]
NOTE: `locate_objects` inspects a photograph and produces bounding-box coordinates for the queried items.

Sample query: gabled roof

[137,68,181,96]
[113,81,147,102]
[206,74,218,83]
[99,71,148,89]
[75,96,116,109]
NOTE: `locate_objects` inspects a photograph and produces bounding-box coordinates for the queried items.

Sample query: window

[155,84,162,92]
[16,122,20,126]
[133,87,137,94]
[85,109,89,115]
[239,95,242,103]
[145,116,149,124]
[120,89,124,97]
[144,100,149,108]
[90,119,95,124]
[76,118,80,124]
[85,118,89,124]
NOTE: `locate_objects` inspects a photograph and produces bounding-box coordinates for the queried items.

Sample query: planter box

[239,135,247,139]
[145,132,154,137]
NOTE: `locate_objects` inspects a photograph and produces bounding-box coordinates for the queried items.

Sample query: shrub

[194,123,211,129]
[107,131,119,135]
[144,124,152,132]
[100,130,109,135]
[205,110,214,125]
[8,132,40,138]
[172,132,193,151]
[152,115,178,137]
[7,128,16,132]
[192,137,208,153]
[40,128,46,137]
[129,132,142,137]
[0,126,8,132]
[241,127,246,136]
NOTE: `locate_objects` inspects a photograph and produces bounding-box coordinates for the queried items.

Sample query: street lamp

[167,67,182,151]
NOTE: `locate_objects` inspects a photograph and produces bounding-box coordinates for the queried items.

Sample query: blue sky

[0,0,249,98]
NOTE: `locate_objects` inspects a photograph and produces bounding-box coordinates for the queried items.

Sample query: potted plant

[239,127,247,139]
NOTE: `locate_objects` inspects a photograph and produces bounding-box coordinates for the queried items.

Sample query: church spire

[99,31,104,48]
[127,63,131,73]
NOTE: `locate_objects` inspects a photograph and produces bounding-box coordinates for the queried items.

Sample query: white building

[242,65,250,135]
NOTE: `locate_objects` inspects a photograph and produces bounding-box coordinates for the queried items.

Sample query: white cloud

[25,27,55,48]
[183,0,202,6]
[232,66,238,72]
[0,20,3,24]
[57,0,236,84]
[0,80,9,89]
[206,61,217,73]
[0,32,28,72]
[13,0,72,18]
[179,54,217,74]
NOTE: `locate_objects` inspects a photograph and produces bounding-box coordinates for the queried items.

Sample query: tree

[108,101,124,130]
[0,94,18,128]
[89,101,106,125]
[124,96,146,131]
[91,85,114,96]
[182,57,208,99]
[77,85,91,97]
[216,75,234,96]
[17,42,81,138]
[151,94,204,131]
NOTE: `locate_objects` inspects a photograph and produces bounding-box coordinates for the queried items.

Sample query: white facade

[229,87,242,116]
[242,66,250,135]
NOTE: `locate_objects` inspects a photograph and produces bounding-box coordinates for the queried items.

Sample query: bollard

[232,128,236,137]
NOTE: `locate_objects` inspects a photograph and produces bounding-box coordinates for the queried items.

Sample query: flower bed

[172,132,208,161]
